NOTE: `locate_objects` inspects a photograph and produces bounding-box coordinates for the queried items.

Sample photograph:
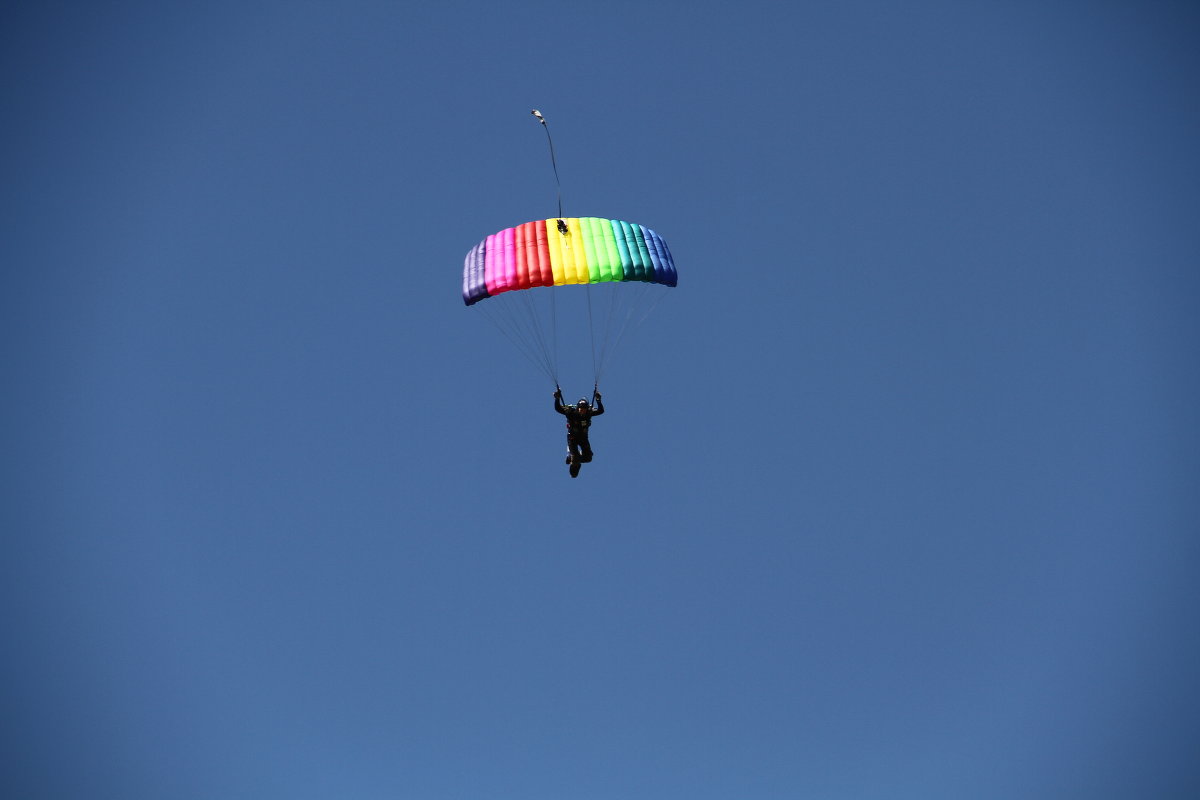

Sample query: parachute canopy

[463,217,677,306]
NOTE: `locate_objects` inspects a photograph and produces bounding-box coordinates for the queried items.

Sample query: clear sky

[3,1,1198,798]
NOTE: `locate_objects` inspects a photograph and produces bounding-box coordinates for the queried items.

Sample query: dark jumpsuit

[555,394,604,463]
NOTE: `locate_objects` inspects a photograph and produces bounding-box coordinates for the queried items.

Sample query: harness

[565,408,592,433]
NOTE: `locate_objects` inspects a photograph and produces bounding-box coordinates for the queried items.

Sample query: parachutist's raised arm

[591,390,604,416]
[554,387,566,415]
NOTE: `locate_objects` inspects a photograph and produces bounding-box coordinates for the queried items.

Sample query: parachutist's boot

[569,460,581,478]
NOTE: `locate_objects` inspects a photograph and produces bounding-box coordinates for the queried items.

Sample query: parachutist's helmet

[577,398,589,409]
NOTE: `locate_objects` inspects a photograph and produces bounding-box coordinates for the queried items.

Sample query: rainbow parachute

[463,217,677,305]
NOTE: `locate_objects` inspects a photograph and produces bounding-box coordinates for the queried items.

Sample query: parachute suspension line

[477,300,555,383]
[511,299,555,381]
[586,282,599,388]
[595,281,621,384]
[531,109,563,220]
[593,283,671,386]
[516,289,558,386]
[549,282,559,387]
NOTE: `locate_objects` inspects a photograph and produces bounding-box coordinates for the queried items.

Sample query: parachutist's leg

[578,438,593,463]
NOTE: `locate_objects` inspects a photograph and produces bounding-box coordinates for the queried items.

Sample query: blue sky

[3,1,1198,798]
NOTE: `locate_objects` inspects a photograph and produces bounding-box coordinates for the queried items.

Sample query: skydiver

[554,386,604,478]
